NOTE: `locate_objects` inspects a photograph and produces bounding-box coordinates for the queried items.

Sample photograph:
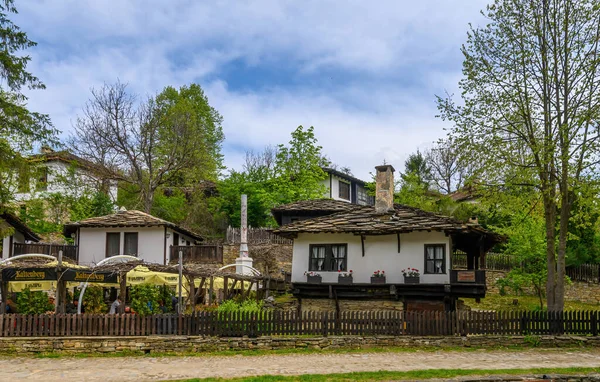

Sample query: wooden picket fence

[0,310,599,337]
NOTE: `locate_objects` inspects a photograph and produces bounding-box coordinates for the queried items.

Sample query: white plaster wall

[1,231,25,259]
[291,231,450,284]
[1,236,8,259]
[320,174,352,202]
[13,161,118,203]
[78,227,166,266]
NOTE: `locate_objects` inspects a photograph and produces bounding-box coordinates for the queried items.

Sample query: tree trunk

[543,194,558,310]
[555,189,571,311]
[142,189,154,213]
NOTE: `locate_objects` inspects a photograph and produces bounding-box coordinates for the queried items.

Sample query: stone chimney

[40,145,54,154]
[375,164,395,214]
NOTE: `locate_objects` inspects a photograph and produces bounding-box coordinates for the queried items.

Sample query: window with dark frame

[309,244,347,271]
[106,233,120,258]
[35,167,48,191]
[424,244,446,274]
[124,232,138,256]
[338,181,350,200]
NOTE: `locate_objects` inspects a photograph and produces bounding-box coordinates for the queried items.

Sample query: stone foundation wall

[1,334,598,355]
[301,298,404,313]
[565,281,600,305]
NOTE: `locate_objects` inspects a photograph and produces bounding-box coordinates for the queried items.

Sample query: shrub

[82,286,107,313]
[130,284,161,316]
[16,288,53,314]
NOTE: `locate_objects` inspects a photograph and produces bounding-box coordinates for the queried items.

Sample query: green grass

[20,345,598,359]
[169,367,600,381]
[463,294,600,311]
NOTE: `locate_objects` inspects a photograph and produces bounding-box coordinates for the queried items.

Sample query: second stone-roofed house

[64,209,204,266]
[272,164,504,311]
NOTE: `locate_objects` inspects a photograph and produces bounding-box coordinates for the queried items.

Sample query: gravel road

[2,348,600,381]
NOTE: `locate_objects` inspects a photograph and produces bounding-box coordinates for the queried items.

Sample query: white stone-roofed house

[63,209,204,266]
[12,147,118,203]
[320,167,374,206]
[272,165,504,311]
[0,211,41,259]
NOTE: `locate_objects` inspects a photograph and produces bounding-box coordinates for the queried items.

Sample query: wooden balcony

[450,269,486,284]
[13,243,78,263]
[169,245,223,264]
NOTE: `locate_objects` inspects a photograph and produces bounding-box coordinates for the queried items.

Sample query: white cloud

[15,0,490,180]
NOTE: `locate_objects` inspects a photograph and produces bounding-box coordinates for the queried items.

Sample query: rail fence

[226,226,292,245]
[566,263,600,284]
[0,310,599,337]
[452,252,519,271]
[13,243,78,263]
[169,245,223,264]
[453,252,600,283]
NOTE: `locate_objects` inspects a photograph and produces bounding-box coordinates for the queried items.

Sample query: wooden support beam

[397,233,401,253]
[119,271,127,314]
[228,279,239,299]
[0,280,7,314]
[188,275,196,312]
[479,237,486,270]
[361,235,365,257]
[208,276,214,305]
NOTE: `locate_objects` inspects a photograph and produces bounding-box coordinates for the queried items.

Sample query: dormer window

[339,181,350,200]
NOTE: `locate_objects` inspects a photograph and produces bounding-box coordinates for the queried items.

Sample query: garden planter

[404,276,420,284]
[306,275,322,284]
[370,276,386,284]
[338,276,353,285]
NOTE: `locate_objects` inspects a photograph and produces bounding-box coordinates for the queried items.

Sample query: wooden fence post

[119,271,127,314]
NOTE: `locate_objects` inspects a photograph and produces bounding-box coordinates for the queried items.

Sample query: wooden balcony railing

[13,243,78,263]
[169,245,223,264]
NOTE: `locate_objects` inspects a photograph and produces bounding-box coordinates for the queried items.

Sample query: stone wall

[485,270,600,306]
[565,281,600,305]
[1,334,599,355]
[222,244,293,275]
[300,298,404,313]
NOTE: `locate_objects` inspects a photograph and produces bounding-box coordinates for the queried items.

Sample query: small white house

[0,212,41,259]
[63,209,203,266]
[273,165,502,310]
[12,148,118,203]
[320,167,374,206]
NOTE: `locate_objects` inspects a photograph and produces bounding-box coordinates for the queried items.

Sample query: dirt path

[3,349,600,381]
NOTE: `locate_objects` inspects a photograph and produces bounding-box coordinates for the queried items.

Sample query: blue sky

[16,0,489,181]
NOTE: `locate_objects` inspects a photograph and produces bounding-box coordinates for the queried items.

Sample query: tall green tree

[438,0,600,310]
[274,125,329,203]
[70,82,224,213]
[0,0,55,204]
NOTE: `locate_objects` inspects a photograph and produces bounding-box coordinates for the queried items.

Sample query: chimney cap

[375,164,395,173]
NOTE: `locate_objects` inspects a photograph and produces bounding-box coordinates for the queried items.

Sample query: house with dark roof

[64,209,203,266]
[273,165,503,311]
[1,212,41,259]
[320,167,374,206]
[13,147,118,203]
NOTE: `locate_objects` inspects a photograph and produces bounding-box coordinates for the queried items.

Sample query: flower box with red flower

[338,270,353,285]
[371,270,386,284]
[305,271,322,284]
[402,268,420,284]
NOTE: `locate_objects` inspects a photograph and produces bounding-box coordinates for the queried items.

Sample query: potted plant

[371,270,386,284]
[338,270,353,285]
[402,268,420,284]
[305,271,322,284]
